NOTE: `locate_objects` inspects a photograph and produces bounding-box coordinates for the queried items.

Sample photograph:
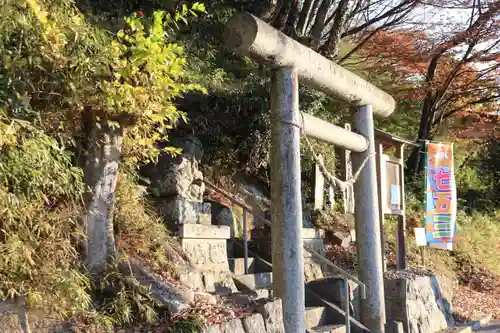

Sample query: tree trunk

[320,0,349,58]
[406,53,441,176]
[310,0,332,50]
[284,0,300,36]
[296,0,315,34]
[83,121,123,274]
[272,0,295,30]
[406,99,436,175]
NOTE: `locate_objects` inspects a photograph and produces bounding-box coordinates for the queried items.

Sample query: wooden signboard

[383,155,404,215]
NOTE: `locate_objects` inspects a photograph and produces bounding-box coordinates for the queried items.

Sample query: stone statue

[155,136,205,202]
[148,135,210,225]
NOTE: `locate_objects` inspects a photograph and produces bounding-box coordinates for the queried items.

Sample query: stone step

[309,324,346,333]
[306,277,358,317]
[305,307,327,329]
[228,257,256,275]
[227,288,271,306]
[234,272,273,290]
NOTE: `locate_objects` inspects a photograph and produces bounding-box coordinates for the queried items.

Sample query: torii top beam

[223,12,396,117]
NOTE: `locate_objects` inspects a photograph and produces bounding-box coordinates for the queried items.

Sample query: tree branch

[437,94,500,123]
[342,0,416,37]
[338,6,415,63]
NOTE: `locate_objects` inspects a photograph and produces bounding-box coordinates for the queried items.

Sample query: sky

[408,2,499,71]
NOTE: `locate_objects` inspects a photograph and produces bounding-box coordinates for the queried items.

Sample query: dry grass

[114,173,188,273]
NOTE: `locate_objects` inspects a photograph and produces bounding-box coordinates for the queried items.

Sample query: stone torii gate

[224,12,396,333]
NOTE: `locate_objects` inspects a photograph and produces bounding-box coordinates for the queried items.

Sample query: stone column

[270,67,306,333]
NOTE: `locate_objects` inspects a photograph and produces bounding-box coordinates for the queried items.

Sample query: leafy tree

[356,1,500,173]
[0,0,204,322]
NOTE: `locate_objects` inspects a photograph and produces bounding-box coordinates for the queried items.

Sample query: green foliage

[114,171,187,271]
[0,118,90,316]
[453,211,500,275]
[96,265,163,325]
[375,100,421,140]
[100,7,206,165]
[1,0,205,165]
[171,317,204,333]
[0,0,204,325]
[0,112,84,200]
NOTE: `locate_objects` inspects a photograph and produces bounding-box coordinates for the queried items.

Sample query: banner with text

[424,142,457,250]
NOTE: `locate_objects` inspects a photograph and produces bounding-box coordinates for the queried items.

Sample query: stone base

[303,228,326,282]
[161,196,211,225]
[179,224,236,293]
[385,272,454,333]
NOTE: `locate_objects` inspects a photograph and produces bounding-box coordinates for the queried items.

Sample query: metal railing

[205,180,366,333]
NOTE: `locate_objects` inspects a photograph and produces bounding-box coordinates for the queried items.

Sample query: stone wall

[204,299,285,333]
[384,272,454,333]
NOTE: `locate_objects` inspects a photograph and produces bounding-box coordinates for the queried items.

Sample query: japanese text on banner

[424,143,457,250]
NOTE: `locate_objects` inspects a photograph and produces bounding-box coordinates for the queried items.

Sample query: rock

[329,231,352,248]
[257,299,285,333]
[204,325,223,333]
[221,318,246,333]
[83,124,122,274]
[118,261,193,315]
[228,289,269,307]
[194,292,218,305]
[179,269,205,291]
[242,313,267,333]
[306,277,359,320]
[149,135,205,201]
[304,258,325,282]
[179,224,237,293]
[303,229,326,281]
[179,224,230,239]
[161,196,211,225]
[212,205,239,237]
[0,299,77,333]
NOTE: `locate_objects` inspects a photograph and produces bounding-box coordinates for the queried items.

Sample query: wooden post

[313,155,325,210]
[328,185,335,210]
[243,208,249,274]
[375,141,386,272]
[336,124,355,215]
[270,67,306,333]
[395,143,407,270]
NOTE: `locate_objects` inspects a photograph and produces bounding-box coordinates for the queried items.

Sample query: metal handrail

[205,180,365,291]
[205,179,366,332]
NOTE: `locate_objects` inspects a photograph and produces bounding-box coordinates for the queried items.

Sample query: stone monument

[152,136,211,225]
[151,135,236,294]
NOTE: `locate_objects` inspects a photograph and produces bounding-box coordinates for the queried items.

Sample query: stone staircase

[153,136,456,333]
[305,306,347,333]
[228,238,368,333]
